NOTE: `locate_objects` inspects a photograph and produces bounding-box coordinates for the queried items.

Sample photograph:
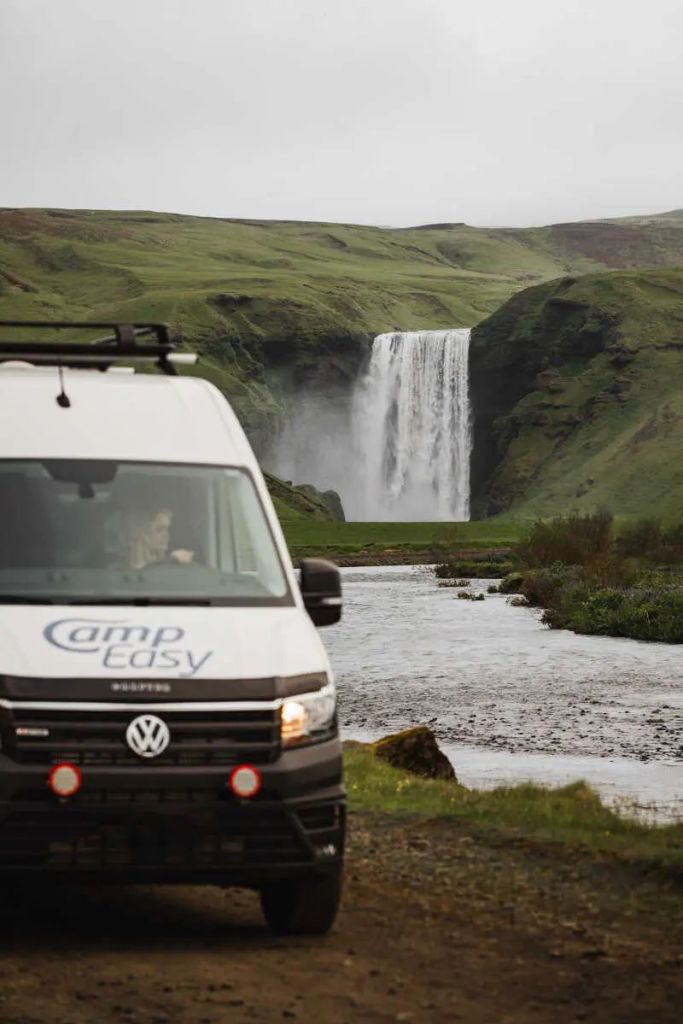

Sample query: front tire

[260,867,342,935]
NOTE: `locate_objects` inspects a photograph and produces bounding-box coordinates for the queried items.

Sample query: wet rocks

[373,727,457,782]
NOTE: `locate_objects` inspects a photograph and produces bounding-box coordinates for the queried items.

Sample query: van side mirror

[299,558,342,627]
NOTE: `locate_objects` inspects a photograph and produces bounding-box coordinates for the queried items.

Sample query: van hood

[0,606,332,698]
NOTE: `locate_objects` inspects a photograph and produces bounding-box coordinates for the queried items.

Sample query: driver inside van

[126,508,195,569]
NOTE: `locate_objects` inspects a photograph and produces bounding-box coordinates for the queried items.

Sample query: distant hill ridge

[3,206,683,519]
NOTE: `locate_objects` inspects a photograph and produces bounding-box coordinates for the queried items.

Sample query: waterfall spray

[268,327,472,521]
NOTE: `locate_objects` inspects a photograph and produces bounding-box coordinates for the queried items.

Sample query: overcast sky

[2,0,682,227]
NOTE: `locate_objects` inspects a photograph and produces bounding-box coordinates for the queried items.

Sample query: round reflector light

[48,762,82,798]
[229,764,262,799]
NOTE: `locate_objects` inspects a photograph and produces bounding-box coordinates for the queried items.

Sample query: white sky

[2,0,682,227]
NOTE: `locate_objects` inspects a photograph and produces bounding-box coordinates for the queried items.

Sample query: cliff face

[470,269,683,518]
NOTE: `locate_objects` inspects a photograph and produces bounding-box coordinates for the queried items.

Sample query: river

[325,565,683,821]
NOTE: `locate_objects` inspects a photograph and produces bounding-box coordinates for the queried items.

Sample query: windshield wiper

[0,595,56,604]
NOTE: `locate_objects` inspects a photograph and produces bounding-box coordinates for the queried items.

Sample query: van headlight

[280,683,336,746]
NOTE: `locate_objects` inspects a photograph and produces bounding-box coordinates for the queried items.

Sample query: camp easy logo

[43,619,213,678]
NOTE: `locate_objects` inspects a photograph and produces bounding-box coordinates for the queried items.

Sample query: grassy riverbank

[500,511,683,642]
[345,744,683,868]
[282,519,521,563]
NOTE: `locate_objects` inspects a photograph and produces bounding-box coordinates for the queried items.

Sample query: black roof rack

[0,321,184,375]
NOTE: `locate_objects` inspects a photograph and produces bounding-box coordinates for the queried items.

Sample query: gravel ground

[1,812,681,1024]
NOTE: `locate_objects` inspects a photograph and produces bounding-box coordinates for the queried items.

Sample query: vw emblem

[126,714,171,759]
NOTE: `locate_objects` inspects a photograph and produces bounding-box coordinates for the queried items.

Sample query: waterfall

[267,327,472,522]
[352,329,471,521]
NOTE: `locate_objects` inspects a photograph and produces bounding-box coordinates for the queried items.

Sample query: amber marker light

[280,699,309,744]
[228,764,262,799]
[48,762,82,798]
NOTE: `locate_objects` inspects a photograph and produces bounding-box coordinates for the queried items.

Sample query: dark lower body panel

[0,739,345,885]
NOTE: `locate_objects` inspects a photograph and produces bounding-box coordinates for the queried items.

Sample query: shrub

[614,518,664,561]
[495,512,683,644]
[517,509,613,570]
[554,587,683,643]
[615,518,683,565]
[522,565,580,607]
[435,560,514,579]
[499,572,524,594]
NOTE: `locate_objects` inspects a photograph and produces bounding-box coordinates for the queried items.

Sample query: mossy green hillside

[4,207,683,452]
[470,268,683,518]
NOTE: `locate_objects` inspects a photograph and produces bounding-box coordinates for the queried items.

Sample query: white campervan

[0,322,344,934]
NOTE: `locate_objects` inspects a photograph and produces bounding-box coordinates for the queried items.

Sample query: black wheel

[260,867,342,935]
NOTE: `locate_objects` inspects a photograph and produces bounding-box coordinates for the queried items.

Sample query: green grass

[5,208,683,518]
[4,207,683,459]
[471,267,683,519]
[498,509,683,642]
[345,745,683,868]
[549,585,683,642]
[282,519,523,558]
[263,473,334,523]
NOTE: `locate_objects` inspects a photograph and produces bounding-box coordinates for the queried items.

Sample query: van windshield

[0,460,292,605]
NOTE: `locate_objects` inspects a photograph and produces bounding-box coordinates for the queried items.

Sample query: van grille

[0,811,308,869]
[2,706,280,766]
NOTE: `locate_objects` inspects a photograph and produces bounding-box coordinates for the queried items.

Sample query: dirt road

[1,813,680,1024]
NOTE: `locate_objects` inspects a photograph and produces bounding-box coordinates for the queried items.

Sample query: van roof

[0,366,256,467]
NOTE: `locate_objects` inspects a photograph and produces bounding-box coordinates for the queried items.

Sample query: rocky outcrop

[263,473,335,521]
[295,484,345,521]
[373,727,456,782]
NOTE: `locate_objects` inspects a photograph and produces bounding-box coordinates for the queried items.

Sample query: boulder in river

[373,727,457,782]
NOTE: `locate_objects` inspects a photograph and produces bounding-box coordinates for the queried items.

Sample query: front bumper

[0,738,345,884]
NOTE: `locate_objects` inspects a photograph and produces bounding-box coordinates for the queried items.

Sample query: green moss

[344,745,683,867]
[546,584,683,642]
[263,473,334,522]
[470,268,683,519]
[434,560,514,578]
[281,519,523,559]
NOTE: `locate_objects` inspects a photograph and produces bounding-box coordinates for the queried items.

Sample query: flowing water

[268,327,472,521]
[326,566,683,820]
[351,329,471,520]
